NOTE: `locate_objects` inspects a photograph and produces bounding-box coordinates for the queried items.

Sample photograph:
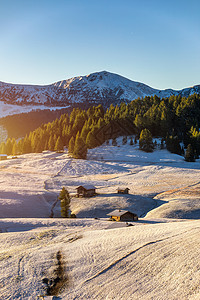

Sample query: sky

[0,0,200,90]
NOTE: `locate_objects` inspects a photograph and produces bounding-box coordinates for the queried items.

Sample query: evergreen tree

[0,142,6,154]
[134,114,145,132]
[73,132,87,159]
[139,129,154,152]
[80,122,90,142]
[160,138,164,149]
[166,135,181,155]
[122,136,127,145]
[86,131,97,149]
[17,140,23,154]
[68,136,75,153]
[59,187,71,218]
[22,136,32,154]
[5,138,13,155]
[134,136,137,144]
[12,140,18,155]
[185,144,195,162]
[48,135,55,151]
[55,136,64,151]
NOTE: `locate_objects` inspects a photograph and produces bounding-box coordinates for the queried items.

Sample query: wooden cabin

[117,187,130,194]
[0,154,7,161]
[107,209,138,222]
[76,185,96,197]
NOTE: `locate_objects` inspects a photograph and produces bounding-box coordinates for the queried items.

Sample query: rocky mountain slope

[0,71,200,108]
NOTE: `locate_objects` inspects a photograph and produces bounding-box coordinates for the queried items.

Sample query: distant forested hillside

[1,93,200,159]
[0,108,71,139]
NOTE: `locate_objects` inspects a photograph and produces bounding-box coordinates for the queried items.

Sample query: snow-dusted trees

[2,93,200,158]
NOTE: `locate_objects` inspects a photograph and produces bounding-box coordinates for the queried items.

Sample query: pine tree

[48,135,55,151]
[55,136,64,151]
[59,187,71,218]
[5,138,13,155]
[22,136,32,154]
[139,129,154,152]
[73,132,87,159]
[12,140,18,155]
[80,122,90,142]
[68,136,75,153]
[185,144,195,162]
[0,142,6,154]
[86,131,97,149]
[134,136,137,144]
[122,136,127,145]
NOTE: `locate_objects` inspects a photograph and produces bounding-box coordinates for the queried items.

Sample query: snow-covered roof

[107,209,137,217]
[76,185,96,190]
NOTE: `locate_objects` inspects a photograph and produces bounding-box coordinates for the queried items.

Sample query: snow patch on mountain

[0,101,69,118]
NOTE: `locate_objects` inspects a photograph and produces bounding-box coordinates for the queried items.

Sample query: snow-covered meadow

[0,138,200,299]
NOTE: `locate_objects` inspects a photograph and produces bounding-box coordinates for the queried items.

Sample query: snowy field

[0,101,68,118]
[0,138,200,299]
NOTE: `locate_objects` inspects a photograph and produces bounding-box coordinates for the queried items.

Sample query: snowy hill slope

[0,218,200,299]
[0,71,200,114]
[0,137,200,220]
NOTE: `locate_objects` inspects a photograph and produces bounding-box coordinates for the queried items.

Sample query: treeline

[1,93,200,159]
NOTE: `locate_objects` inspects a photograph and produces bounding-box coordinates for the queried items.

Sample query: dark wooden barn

[117,188,130,194]
[76,185,96,197]
[0,154,7,161]
[107,209,138,222]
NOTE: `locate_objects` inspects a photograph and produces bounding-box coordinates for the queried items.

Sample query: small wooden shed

[107,209,138,222]
[76,185,96,197]
[0,154,7,161]
[117,187,130,194]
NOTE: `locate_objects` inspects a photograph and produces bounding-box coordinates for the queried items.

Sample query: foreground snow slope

[0,219,199,299]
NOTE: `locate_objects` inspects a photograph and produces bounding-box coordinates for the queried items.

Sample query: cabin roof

[107,209,137,217]
[117,187,130,190]
[76,185,96,191]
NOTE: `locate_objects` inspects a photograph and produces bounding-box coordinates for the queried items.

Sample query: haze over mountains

[0,71,200,110]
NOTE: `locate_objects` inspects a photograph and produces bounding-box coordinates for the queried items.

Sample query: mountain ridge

[0,71,200,108]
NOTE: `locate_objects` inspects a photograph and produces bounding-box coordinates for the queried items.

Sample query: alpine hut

[107,209,138,222]
[76,185,96,197]
[0,154,7,161]
[117,187,130,194]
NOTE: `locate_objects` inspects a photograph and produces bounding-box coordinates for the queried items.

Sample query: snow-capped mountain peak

[0,71,199,110]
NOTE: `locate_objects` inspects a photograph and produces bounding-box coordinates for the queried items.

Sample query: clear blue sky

[0,0,200,90]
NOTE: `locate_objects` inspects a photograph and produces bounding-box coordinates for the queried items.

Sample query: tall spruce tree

[68,136,75,153]
[59,187,71,218]
[55,136,64,151]
[86,131,97,149]
[185,144,195,162]
[139,129,154,152]
[73,132,87,159]
[48,135,55,151]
